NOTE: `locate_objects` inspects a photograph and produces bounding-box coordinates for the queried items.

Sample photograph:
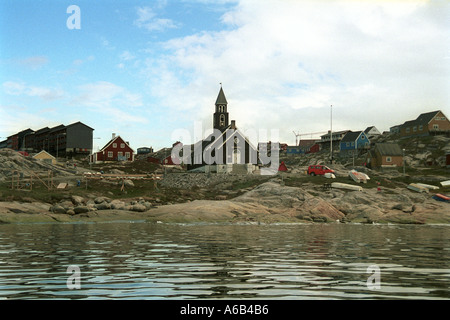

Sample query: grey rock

[71,195,85,206]
[74,206,90,214]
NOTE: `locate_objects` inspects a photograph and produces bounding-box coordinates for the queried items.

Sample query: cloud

[73,55,95,66]
[0,105,62,136]
[143,0,449,142]
[72,81,147,124]
[16,56,49,70]
[3,81,64,101]
[134,6,179,32]
[120,51,135,61]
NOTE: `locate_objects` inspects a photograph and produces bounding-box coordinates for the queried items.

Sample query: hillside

[0,134,448,224]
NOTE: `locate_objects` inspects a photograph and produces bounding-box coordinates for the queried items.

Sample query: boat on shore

[331,182,363,191]
[407,183,429,193]
[432,193,450,203]
[440,180,450,187]
[349,170,369,184]
[416,183,439,190]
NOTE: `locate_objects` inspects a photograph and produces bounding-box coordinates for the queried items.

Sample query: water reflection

[0,223,448,299]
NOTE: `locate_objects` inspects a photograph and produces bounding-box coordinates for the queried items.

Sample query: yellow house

[33,150,56,164]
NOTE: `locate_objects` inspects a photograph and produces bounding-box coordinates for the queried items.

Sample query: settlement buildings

[339,131,370,153]
[390,110,450,137]
[90,134,135,163]
[185,87,259,173]
[0,121,94,158]
[367,143,404,169]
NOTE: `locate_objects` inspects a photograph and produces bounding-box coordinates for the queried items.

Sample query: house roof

[49,124,66,133]
[188,124,258,160]
[320,130,350,138]
[66,121,95,131]
[215,87,228,105]
[364,126,380,134]
[99,135,134,152]
[34,127,50,135]
[401,110,442,128]
[33,150,55,159]
[374,143,403,156]
[341,131,363,143]
[298,139,317,147]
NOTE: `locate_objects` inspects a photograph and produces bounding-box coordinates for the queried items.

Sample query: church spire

[215,85,228,106]
[213,85,229,131]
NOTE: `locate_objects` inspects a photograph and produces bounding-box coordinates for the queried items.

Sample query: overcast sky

[1,0,448,150]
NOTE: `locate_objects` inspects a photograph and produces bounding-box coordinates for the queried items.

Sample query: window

[419,125,423,131]
[386,157,392,162]
[346,142,350,147]
[406,127,410,133]
[361,135,365,140]
[108,151,113,158]
[433,124,439,130]
[413,126,417,132]
[220,114,225,126]
[121,143,125,148]
[125,152,130,159]
[113,143,117,148]
[118,152,123,158]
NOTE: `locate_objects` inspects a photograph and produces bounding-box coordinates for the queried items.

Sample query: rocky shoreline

[1,178,448,225]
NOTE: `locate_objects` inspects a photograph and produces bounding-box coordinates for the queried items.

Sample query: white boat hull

[440,180,450,187]
[407,183,429,193]
[331,182,363,191]
[416,183,439,190]
[349,170,368,184]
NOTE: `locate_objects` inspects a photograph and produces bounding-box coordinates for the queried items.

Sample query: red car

[307,165,335,176]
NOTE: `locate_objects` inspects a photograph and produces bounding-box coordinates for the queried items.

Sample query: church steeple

[213,85,229,131]
[215,86,228,105]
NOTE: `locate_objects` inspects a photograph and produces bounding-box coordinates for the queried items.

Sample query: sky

[0,0,448,151]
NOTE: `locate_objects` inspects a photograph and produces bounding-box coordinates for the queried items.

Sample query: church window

[220,114,225,126]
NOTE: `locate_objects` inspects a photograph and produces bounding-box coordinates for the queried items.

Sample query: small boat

[407,183,429,193]
[432,193,450,203]
[331,182,363,191]
[416,183,439,190]
[440,180,450,187]
[349,170,368,184]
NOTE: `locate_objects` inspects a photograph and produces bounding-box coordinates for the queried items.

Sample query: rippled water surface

[0,222,448,299]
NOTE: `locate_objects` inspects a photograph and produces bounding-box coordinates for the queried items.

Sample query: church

[186,86,260,174]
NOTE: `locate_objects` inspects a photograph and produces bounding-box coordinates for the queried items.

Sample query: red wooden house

[90,134,135,163]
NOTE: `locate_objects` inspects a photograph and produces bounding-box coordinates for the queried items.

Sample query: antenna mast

[293,131,300,146]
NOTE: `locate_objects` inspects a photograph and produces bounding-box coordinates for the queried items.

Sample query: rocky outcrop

[1,179,449,224]
[0,148,77,182]
[47,196,154,215]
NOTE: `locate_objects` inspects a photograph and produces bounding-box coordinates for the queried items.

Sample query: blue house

[286,146,303,155]
[340,131,370,152]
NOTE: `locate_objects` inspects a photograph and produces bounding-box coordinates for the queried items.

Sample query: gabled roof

[364,126,380,134]
[49,124,66,133]
[33,150,55,159]
[34,127,50,135]
[299,139,317,147]
[320,130,350,138]
[215,87,228,105]
[401,110,442,128]
[66,121,94,131]
[99,135,134,152]
[374,143,403,156]
[341,131,363,143]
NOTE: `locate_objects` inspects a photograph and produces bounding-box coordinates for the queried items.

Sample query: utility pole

[330,105,333,164]
[403,148,406,175]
